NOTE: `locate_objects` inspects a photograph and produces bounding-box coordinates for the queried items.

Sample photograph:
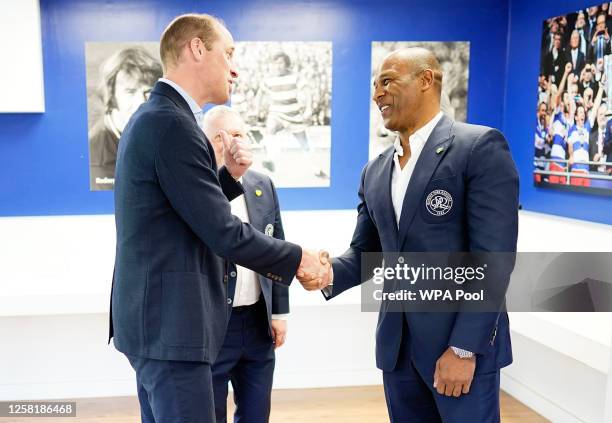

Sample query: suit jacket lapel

[397,115,455,247]
[377,149,399,247]
[241,172,265,232]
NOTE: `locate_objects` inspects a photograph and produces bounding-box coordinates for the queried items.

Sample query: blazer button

[227,298,232,305]
[230,271,237,277]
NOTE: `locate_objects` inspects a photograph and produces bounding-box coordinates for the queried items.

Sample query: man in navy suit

[202,106,289,423]
[312,48,519,422]
[109,14,328,423]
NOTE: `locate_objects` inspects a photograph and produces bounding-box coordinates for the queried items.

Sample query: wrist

[450,346,474,359]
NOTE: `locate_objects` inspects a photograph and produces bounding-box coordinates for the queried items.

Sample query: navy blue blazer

[326,114,519,379]
[109,81,301,363]
[225,170,290,325]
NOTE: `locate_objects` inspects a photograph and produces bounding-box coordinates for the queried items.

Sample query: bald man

[202,106,289,423]
[319,48,519,422]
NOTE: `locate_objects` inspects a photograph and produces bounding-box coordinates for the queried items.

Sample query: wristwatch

[451,346,474,359]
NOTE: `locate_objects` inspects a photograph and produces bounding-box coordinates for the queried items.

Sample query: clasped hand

[297,249,333,290]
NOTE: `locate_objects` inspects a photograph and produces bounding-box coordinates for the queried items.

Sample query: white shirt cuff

[271,314,288,320]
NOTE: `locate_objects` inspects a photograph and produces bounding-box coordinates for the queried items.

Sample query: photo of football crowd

[536,3,612,193]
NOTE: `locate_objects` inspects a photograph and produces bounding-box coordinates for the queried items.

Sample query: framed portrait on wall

[85,42,162,191]
[231,41,332,188]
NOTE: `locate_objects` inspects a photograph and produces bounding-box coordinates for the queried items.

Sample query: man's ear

[189,38,204,61]
[421,69,435,92]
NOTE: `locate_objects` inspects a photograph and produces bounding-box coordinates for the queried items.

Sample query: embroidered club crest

[425,189,453,216]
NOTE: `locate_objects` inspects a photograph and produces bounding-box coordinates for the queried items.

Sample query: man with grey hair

[202,105,289,422]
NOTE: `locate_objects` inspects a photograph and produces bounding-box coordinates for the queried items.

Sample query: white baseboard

[501,372,581,423]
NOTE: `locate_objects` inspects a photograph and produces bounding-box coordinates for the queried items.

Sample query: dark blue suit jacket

[109,81,301,364]
[226,170,290,325]
[326,115,519,380]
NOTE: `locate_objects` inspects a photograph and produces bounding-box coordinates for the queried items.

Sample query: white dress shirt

[391,111,443,226]
[229,194,261,306]
[229,188,287,320]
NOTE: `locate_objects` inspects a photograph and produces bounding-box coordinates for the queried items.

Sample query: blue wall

[504,0,612,225]
[0,0,510,216]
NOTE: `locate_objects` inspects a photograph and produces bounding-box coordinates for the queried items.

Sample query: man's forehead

[116,70,150,87]
[216,23,235,47]
[376,57,408,78]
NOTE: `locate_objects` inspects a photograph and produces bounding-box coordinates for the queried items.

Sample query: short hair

[201,105,245,140]
[272,52,291,68]
[98,47,162,112]
[159,13,224,72]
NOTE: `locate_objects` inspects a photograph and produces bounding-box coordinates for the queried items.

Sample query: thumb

[219,130,231,153]
[319,250,330,264]
[433,361,440,388]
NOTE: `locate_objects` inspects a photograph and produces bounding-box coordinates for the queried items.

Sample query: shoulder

[451,121,506,153]
[244,169,271,186]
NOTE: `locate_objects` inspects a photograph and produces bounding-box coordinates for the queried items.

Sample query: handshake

[296,249,333,290]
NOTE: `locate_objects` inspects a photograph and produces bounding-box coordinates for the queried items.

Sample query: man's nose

[372,86,384,103]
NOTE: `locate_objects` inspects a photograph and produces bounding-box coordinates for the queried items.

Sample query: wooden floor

[0,387,549,422]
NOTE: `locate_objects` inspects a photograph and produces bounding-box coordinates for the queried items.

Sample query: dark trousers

[126,355,215,423]
[382,319,501,423]
[212,298,275,423]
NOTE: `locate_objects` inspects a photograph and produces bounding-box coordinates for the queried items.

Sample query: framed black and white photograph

[85,42,162,191]
[369,41,470,159]
[231,41,332,187]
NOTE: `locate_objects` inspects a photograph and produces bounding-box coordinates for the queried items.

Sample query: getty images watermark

[371,258,488,303]
[360,252,612,313]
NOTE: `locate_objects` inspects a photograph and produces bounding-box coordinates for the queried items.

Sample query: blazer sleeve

[218,166,244,202]
[269,178,290,315]
[155,118,302,285]
[325,163,383,299]
[448,128,519,355]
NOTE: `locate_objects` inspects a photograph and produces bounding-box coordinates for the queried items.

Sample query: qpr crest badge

[264,223,274,237]
[425,189,453,216]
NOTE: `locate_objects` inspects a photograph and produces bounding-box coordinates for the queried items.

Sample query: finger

[235,156,253,166]
[319,250,330,264]
[229,140,245,155]
[219,130,231,151]
[452,385,463,398]
[444,383,454,397]
[433,360,440,388]
[462,381,472,394]
[436,381,446,396]
[276,333,285,348]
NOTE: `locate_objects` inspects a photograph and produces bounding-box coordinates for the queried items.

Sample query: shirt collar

[158,78,203,117]
[394,111,444,157]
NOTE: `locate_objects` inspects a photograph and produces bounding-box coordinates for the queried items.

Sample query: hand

[270,319,287,349]
[220,130,253,179]
[297,249,332,290]
[565,62,573,75]
[433,347,476,398]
